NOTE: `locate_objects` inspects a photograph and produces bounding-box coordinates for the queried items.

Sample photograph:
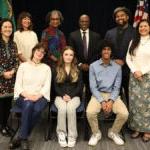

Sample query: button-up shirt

[89,59,122,102]
[80,29,89,50]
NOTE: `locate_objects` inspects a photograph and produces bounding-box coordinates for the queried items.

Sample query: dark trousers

[0,97,12,128]
[82,71,91,106]
[121,64,130,107]
[16,97,47,139]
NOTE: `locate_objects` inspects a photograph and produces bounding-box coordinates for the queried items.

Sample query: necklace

[32,59,41,65]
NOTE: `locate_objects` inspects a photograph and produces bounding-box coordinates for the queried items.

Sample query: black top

[54,69,83,98]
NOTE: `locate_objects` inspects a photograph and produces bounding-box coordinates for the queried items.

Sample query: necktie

[82,31,88,59]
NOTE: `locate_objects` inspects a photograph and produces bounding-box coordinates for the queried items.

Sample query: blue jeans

[16,96,47,139]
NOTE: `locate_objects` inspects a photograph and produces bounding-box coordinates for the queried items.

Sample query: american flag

[133,0,149,28]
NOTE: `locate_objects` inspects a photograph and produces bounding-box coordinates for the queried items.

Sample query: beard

[116,20,128,27]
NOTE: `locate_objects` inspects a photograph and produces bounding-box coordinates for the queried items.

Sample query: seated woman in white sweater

[10,43,51,150]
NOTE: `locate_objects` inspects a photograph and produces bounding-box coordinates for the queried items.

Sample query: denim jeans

[16,96,47,139]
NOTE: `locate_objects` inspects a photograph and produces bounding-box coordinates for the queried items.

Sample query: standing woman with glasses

[14,11,38,62]
[41,10,66,101]
[0,18,19,136]
[41,10,66,67]
[126,19,150,142]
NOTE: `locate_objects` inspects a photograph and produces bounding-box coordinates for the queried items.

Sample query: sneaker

[88,132,102,146]
[58,132,67,147]
[68,137,76,147]
[108,130,124,145]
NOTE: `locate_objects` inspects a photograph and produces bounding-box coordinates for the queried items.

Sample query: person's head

[30,43,46,63]
[129,19,150,56]
[56,46,79,83]
[100,40,114,61]
[46,10,64,28]
[59,46,77,66]
[79,14,90,31]
[137,19,150,37]
[0,18,14,41]
[17,11,33,31]
[113,7,130,27]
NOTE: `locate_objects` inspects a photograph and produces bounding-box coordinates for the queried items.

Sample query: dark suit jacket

[105,25,135,60]
[68,30,101,65]
[105,25,135,76]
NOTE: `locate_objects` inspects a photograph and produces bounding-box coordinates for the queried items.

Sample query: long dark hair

[0,18,14,43]
[17,11,33,31]
[129,19,150,56]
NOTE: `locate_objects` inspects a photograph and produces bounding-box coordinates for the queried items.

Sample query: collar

[80,29,89,34]
[99,58,112,66]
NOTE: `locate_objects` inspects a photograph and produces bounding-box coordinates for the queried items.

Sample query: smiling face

[21,16,31,30]
[115,10,129,26]
[33,48,45,61]
[50,12,61,28]
[1,21,13,39]
[79,15,90,31]
[63,49,74,64]
[138,21,150,37]
[101,46,112,60]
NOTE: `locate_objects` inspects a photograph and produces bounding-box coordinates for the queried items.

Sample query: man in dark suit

[105,7,135,106]
[68,14,101,103]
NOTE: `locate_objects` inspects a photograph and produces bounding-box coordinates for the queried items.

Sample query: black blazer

[54,69,83,98]
[68,30,101,65]
[105,25,135,60]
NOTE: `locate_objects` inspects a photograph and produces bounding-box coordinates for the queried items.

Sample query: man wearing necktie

[68,14,101,104]
[82,31,88,60]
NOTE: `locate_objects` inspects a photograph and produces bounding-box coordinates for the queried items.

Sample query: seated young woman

[10,43,51,150]
[54,46,83,148]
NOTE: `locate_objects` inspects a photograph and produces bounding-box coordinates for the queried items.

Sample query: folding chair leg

[45,117,52,141]
[10,118,21,141]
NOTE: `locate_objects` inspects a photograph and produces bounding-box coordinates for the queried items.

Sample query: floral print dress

[0,40,19,98]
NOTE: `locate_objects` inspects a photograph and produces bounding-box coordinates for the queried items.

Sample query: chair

[99,87,127,141]
[45,98,88,141]
[9,105,22,141]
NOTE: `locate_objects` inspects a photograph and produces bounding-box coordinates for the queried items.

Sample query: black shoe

[9,138,21,149]
[21,140,30,150]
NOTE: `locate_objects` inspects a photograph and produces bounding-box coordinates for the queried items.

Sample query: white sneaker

[68,137,76,147]
[58,132,67,147]
[108,130,124,145]
[88,132,102,146]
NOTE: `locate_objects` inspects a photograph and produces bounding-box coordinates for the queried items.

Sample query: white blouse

[126,35,150,75]
[14,62,51,101]
[14,30,38,61]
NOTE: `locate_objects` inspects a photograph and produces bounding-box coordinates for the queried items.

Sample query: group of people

[0,6,150,150]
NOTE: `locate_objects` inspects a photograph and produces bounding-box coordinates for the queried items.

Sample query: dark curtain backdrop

[12,0,147,40]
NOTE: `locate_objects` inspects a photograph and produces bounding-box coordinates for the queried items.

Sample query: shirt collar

[80,29,89,34]
[99,58,112,66]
